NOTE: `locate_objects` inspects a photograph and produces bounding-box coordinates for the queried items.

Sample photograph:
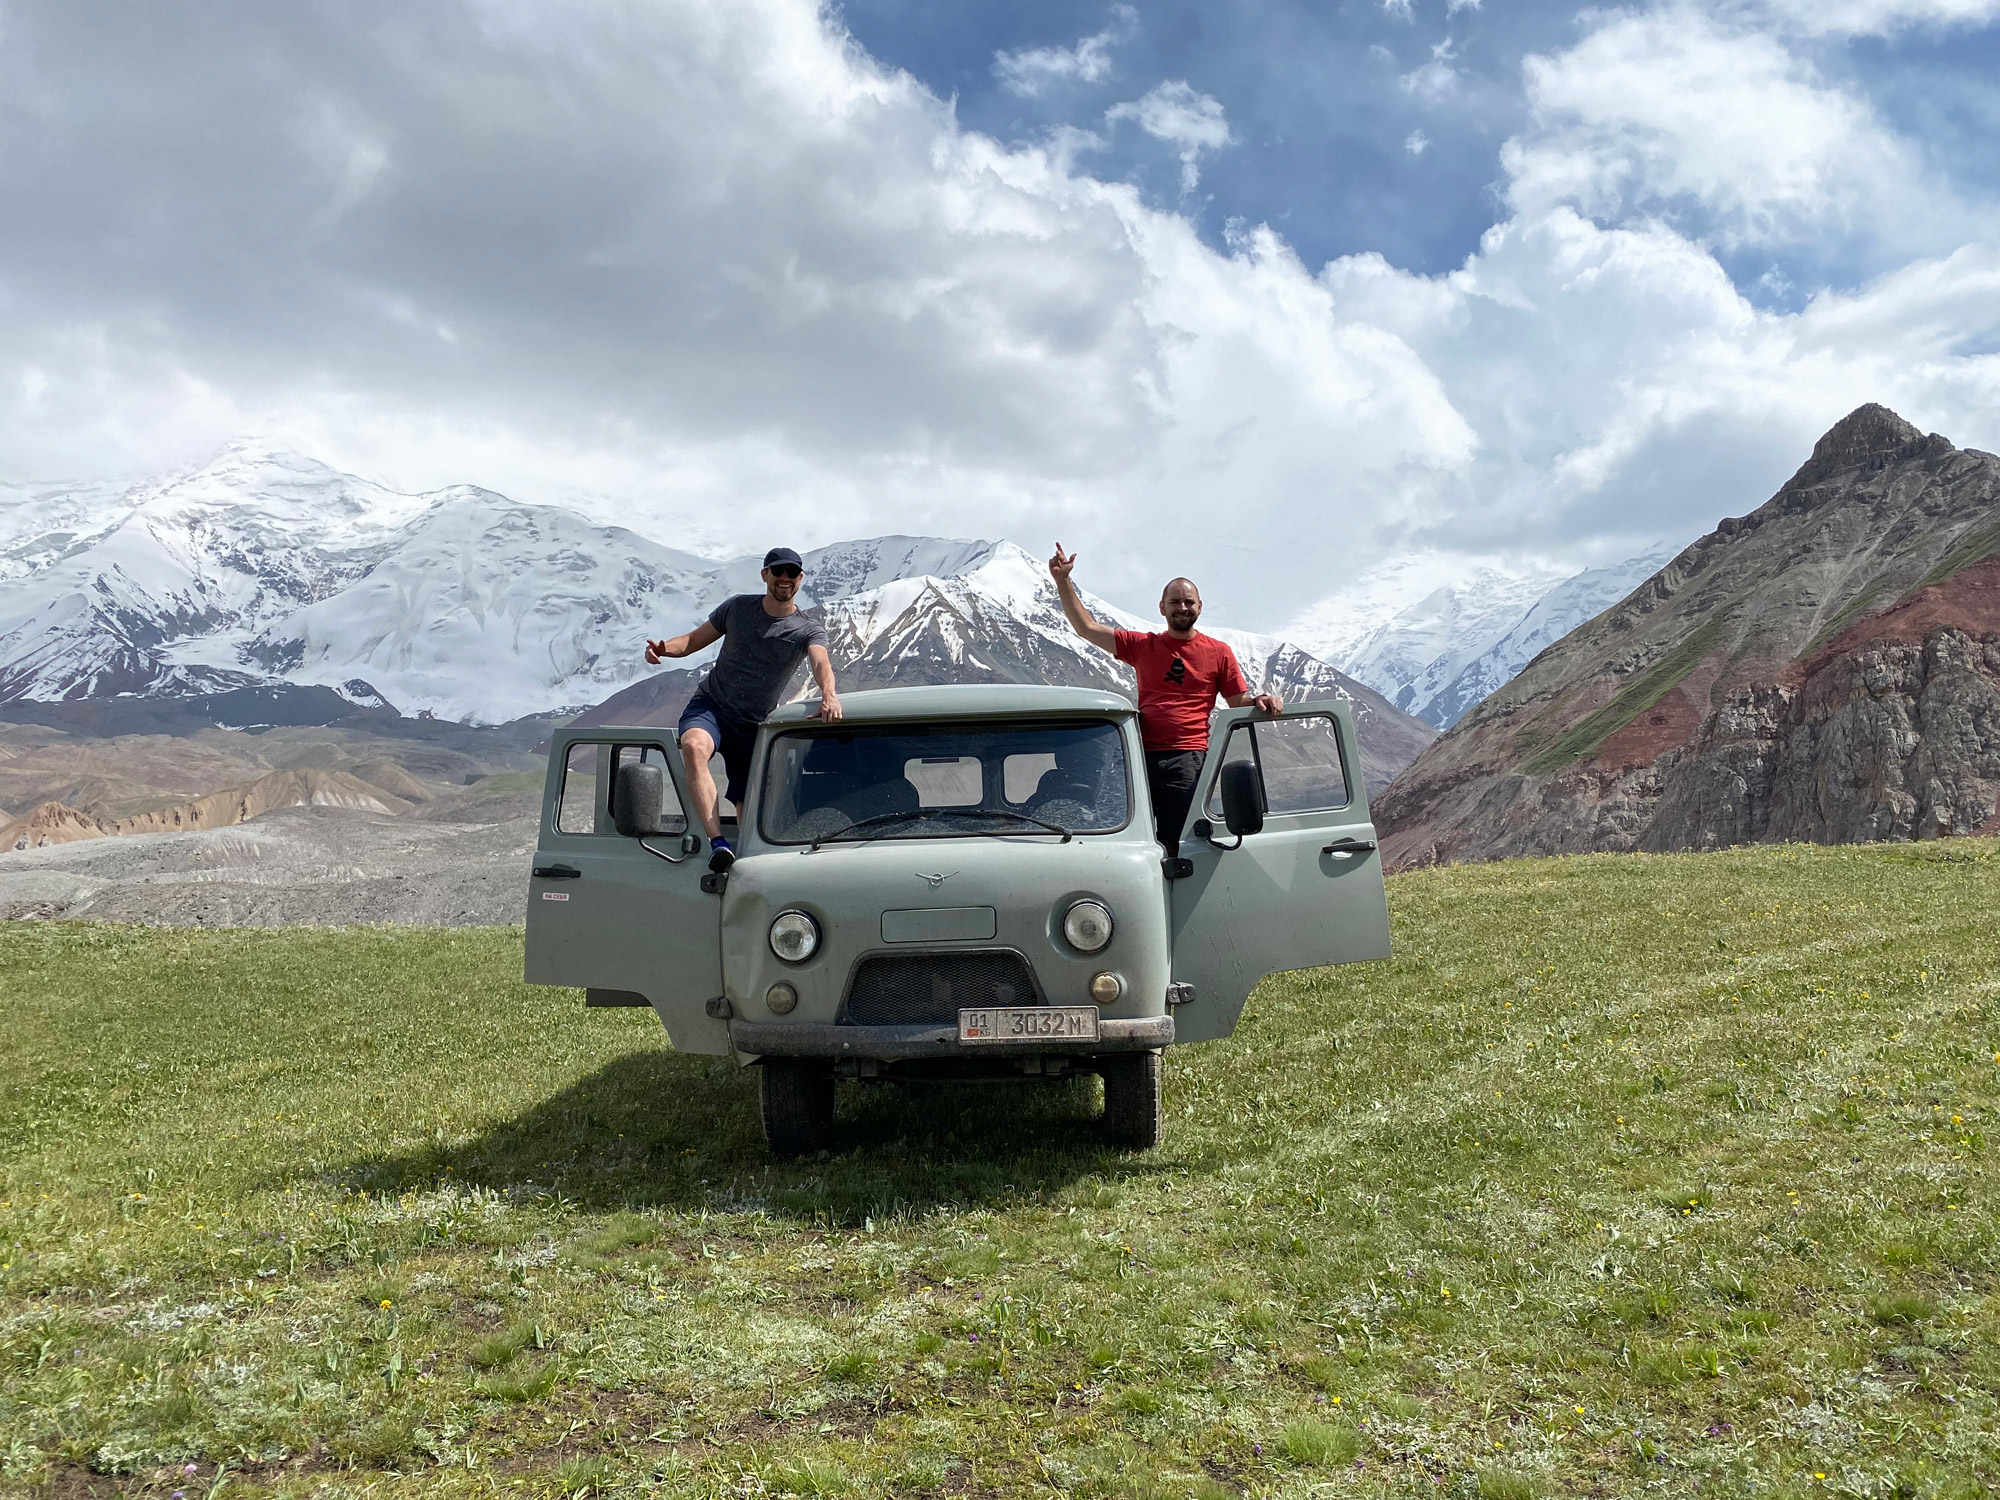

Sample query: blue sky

[1,0,1997,642]
[842,0,1582,276]
[841,0,2000,296]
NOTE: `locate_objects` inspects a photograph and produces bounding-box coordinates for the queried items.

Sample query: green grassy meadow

[2,840,1997,1498]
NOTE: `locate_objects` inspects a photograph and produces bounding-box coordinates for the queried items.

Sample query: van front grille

[841,951,1042,1026]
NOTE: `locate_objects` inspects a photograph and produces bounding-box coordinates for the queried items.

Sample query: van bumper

[730,1015,1173,1060]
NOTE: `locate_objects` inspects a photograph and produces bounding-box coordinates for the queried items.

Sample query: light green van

[525,685,1389,1154]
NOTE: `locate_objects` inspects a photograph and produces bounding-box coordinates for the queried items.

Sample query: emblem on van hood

[914,871,956,889]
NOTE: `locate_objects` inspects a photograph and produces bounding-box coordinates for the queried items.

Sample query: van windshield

[759,718,1131,844]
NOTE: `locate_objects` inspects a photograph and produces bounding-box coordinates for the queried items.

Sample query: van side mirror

[612,762,670,838]
[1219,759,1266,837]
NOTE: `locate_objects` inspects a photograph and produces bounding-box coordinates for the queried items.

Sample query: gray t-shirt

[697,594,829,722]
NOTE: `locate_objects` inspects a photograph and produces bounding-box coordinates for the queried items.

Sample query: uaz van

[525,686,1389,1154]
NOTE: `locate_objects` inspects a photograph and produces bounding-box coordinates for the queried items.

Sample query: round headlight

[766,982,798,1014]
[769,910,820,964]
[1062,899,1114,954]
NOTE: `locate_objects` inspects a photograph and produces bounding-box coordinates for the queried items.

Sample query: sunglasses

[767,565,803,579]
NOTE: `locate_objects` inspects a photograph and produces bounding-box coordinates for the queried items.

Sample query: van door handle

[1322,838,1376,858]
[532,864,581,879]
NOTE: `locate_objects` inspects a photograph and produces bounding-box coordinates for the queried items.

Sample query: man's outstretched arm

[1048,544,1119,653]
[645,621,722,664]
[806,643,843,721]
[1220,646,1282,715]
[1225,691,1286,716]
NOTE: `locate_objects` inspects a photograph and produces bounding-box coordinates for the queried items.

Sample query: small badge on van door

[914,871,956,888]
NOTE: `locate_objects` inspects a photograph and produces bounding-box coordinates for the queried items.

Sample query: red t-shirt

[1113,629,1249,751]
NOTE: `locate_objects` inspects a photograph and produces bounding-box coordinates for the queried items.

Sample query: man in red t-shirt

[1049,544,1283,847]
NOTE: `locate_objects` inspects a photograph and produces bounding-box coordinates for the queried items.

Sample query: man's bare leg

[679,728,724,841]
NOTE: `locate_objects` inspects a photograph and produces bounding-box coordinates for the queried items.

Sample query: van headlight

[1062,899,1114,954]
[769,910,820,964]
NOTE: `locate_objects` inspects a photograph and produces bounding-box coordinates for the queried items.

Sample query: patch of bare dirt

[0,804,536,927]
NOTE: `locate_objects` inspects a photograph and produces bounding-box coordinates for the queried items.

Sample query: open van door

[524,728,730,1055]
[1168,700,1391,1044]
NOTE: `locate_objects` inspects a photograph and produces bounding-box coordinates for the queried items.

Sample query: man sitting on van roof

[646,546,842,871]
[1048,545,1281,849]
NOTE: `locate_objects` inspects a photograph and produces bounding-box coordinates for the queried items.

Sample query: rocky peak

[1817,401,1923,453]
[1780,403,1934,495]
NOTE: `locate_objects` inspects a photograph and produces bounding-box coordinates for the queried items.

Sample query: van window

[1003,751,1058,803]
[904,756,983,807]
[557,743,603,834]
[558,743,688,834]
[1204,715,1350,820]
[760,719,1130,844]
[1257,715,1350,813]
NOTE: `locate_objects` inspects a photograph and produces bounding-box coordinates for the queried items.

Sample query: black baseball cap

[763,546,804,570]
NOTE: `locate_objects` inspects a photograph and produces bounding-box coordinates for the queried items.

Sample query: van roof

[766,684,1136,725]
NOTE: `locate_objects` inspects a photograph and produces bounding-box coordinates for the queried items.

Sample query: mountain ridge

[1374,405,2000,867]
[0,443,1439,792]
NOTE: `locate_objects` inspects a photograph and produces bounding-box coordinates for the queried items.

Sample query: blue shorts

[676,691,758,807]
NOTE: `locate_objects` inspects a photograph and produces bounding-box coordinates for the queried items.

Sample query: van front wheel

[760,1060,835,1157]
[1100,1050,1162,1149]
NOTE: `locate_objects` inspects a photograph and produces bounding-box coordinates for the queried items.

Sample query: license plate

[958,1006,1099,1044]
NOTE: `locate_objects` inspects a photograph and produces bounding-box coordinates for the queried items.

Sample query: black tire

[1099,1050,1163,1149]
[760,1060,835,1157]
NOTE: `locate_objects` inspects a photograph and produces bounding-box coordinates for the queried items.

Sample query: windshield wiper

[812,809,930,850]
[959,806,1073,842]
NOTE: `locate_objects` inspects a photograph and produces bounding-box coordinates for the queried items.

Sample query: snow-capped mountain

[1416,546,1678,729]
[0,476,147,582]
[1286,547,1681,729]
[0,442,1008,721]
[0,444,437,702]
[0,443,1435,787]
[1297,560,1569,728]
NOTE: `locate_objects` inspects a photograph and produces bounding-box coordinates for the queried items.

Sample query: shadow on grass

[340,1048,1169,1221]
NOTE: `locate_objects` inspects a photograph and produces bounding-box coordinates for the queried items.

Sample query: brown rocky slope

[0,720,544,851]
[1375,405,2000,869]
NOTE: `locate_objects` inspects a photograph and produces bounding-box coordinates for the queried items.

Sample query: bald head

[1160,577,1202,636]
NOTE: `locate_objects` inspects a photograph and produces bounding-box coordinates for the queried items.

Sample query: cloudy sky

[3,0,1998,637]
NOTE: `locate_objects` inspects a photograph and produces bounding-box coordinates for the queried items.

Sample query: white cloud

[1400,38,1460,100]
[992,6,1136,98]
[1406,129,1430,155]
[1503,7,1979,256]
[1106,80,1234,193]
[0,0,1448,615]
[1,0,1998,641]
[1383,0,1415,18]
[1320,207,2000,556]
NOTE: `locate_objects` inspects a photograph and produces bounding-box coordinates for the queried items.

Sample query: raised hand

[1048,544,1077,583]
[644,638,671,665]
